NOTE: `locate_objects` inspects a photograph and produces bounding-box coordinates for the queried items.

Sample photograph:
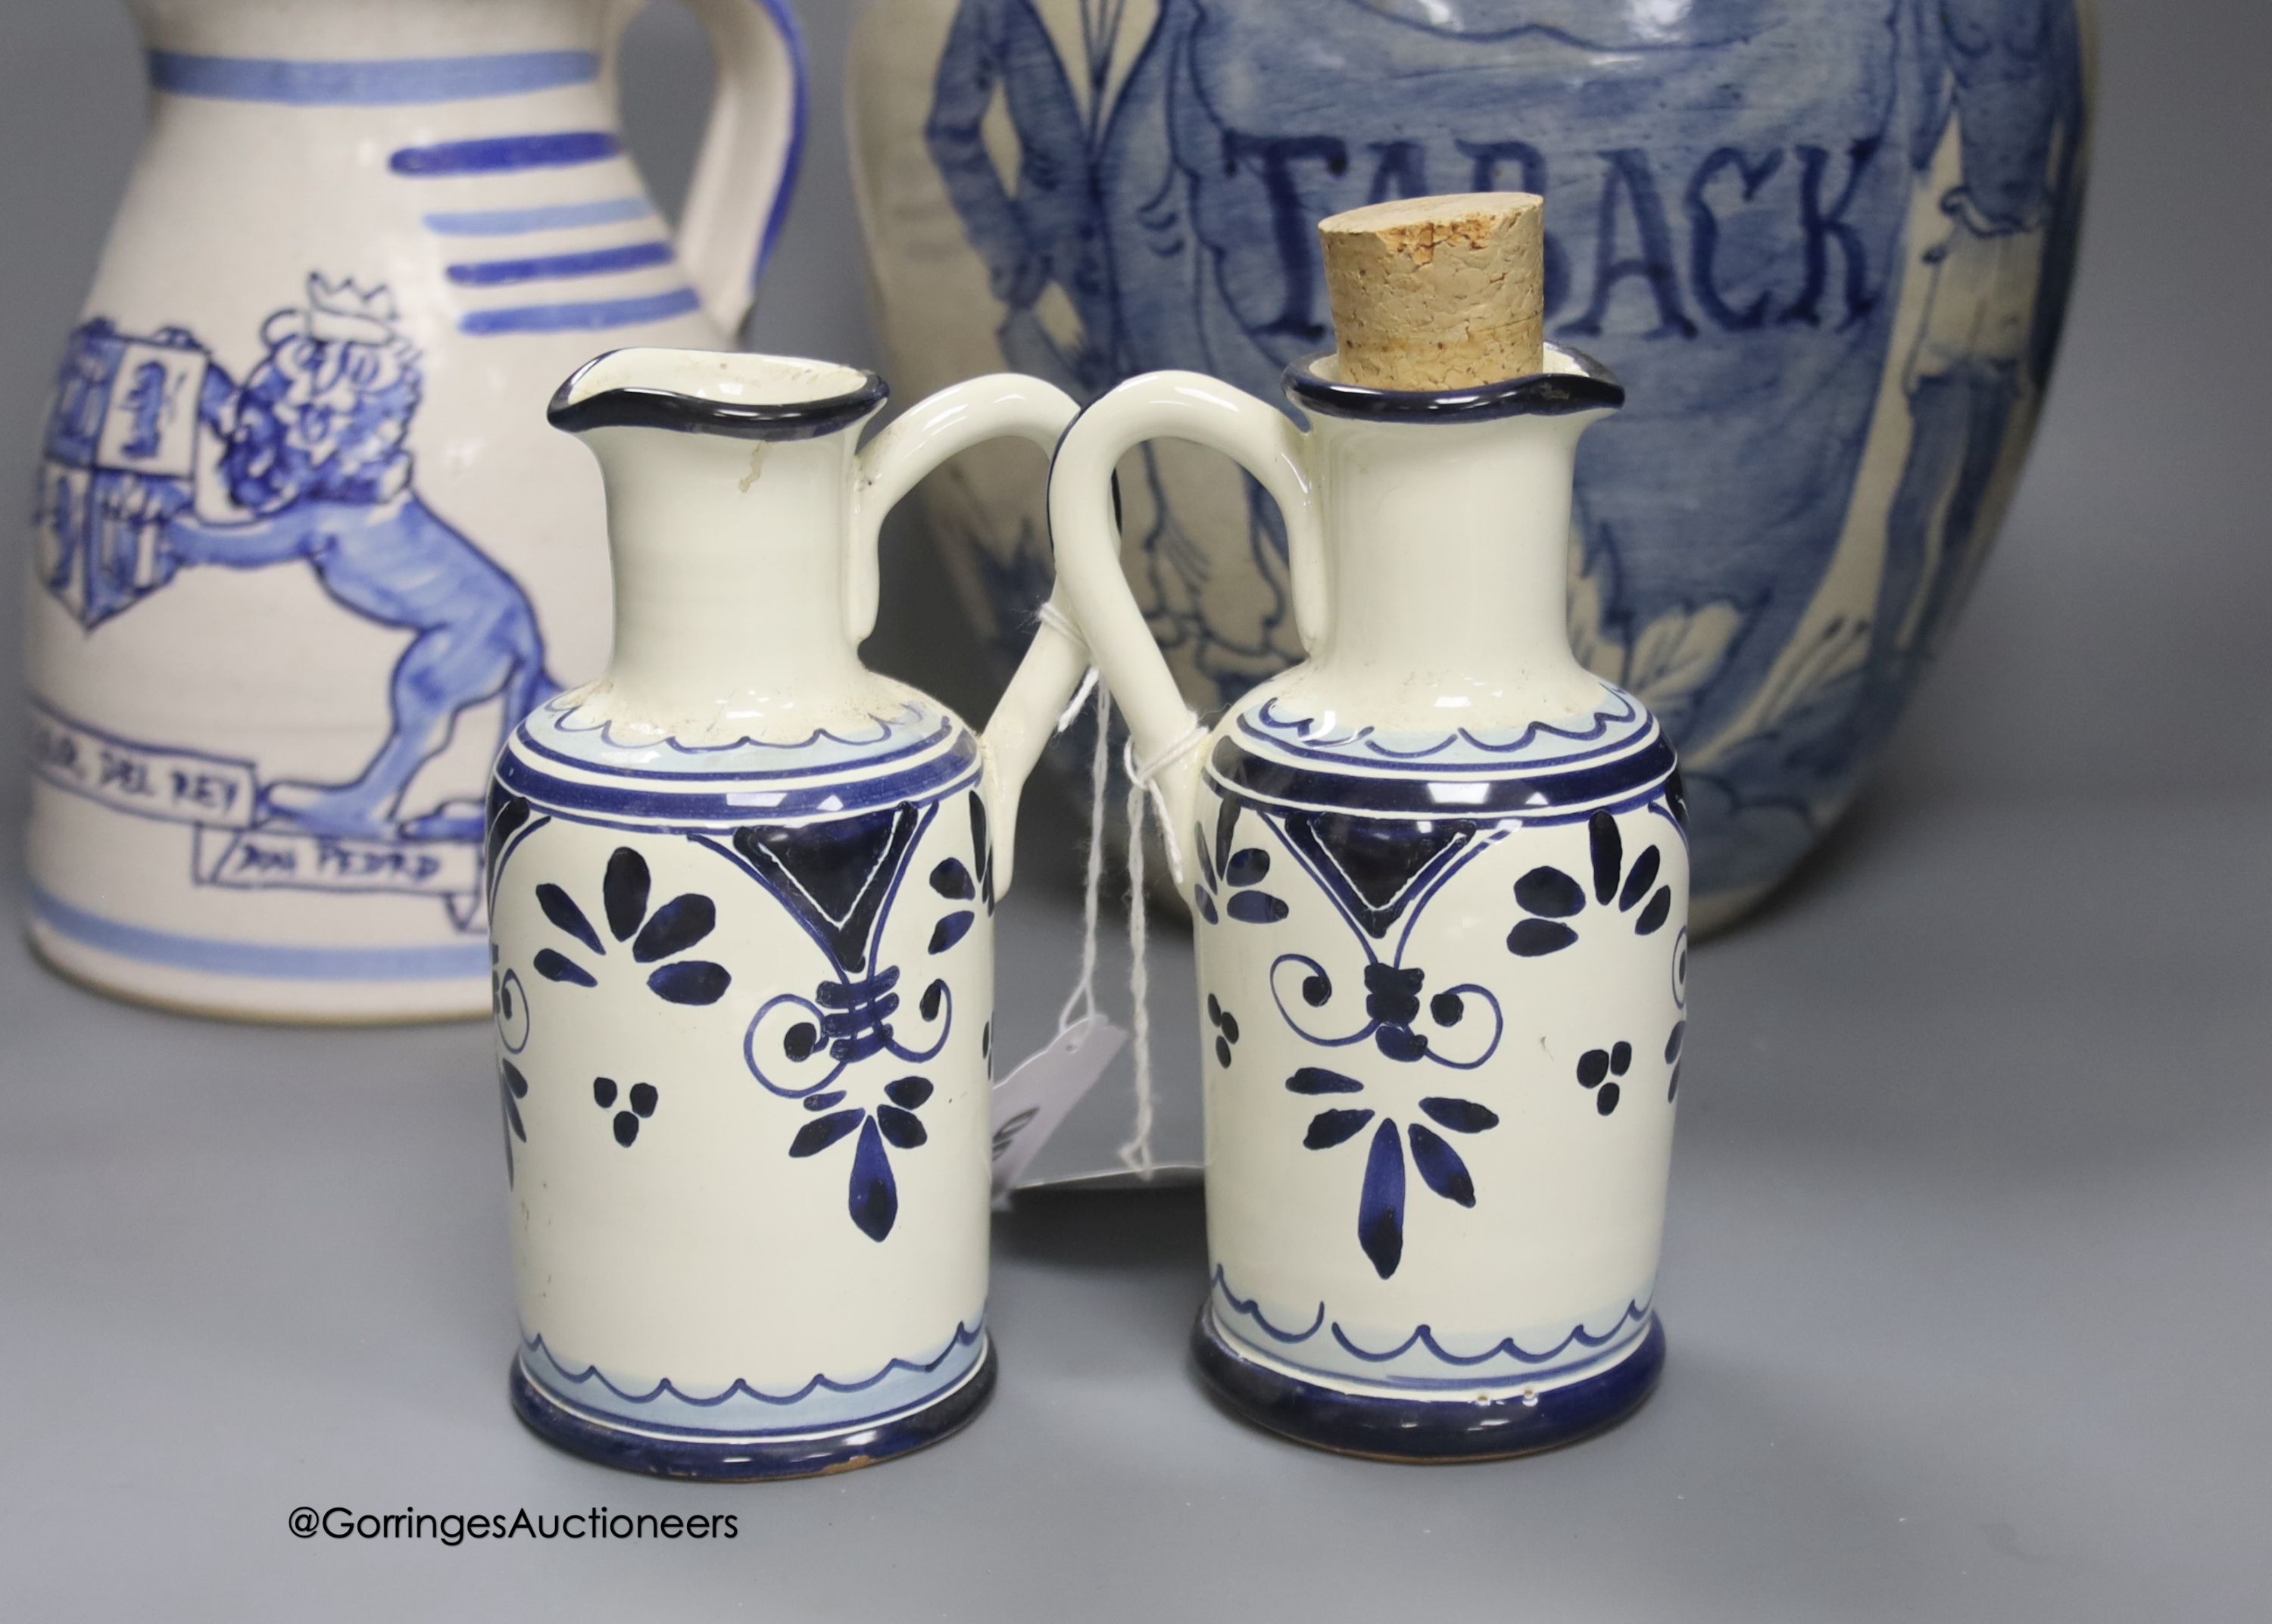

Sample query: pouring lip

[548,350,889,442]
[1284,342,1624,423]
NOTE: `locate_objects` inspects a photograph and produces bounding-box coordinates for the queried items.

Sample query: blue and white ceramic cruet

[1050,344,1689,1460]
[488,349,1084,1479]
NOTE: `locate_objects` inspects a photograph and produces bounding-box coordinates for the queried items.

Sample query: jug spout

[549,348,886,746]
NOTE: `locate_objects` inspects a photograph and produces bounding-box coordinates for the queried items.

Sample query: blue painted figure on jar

[45,276,559,849]
[899,0,2089,921]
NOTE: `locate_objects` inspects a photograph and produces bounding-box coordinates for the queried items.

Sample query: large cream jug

[26,0,804,1022]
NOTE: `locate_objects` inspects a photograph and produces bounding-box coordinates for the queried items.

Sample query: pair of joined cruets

[491,194,1689,1477]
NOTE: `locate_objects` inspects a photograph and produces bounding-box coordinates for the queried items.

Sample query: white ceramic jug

[490,349,1085,1479]
[26,0,804,1023]
[1050,348,1688,1458]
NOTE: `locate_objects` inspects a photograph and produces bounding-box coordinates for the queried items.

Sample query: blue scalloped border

[1211,1267,1653,1391]
[518,1320,985,1439]
[513,1344,994,1482]
[1240,686,1653,775]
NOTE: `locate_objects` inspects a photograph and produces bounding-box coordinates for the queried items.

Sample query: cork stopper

[1319,192,1546,391]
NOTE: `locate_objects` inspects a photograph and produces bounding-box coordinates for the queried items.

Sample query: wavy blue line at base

[1212,1266,1653,1386]
[28,888,488,983]
[520,1320,983,1415]
[511,1341,994,1482]
[1194,1308,1663,1463]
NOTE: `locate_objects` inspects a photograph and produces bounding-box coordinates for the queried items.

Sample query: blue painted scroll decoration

[922,0,2090,900]
[1197,688,1684,1283]
[30,275,555,937]
[487,702,992,1245]
[710,790,994,1244]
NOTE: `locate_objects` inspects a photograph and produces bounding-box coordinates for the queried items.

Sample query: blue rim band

[148,49,599,105]
[1192,1308,1664,1461]
[28,888,487,983]
[1284,344,1624,422]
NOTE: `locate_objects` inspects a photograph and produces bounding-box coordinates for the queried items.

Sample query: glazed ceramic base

[1192,1308,1664,1463]
[26,917,492,1027]
[509,1338,998,1482]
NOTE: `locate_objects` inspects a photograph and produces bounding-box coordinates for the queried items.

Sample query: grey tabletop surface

[3,2,2270,1620]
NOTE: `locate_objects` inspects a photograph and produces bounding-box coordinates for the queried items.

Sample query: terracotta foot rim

[509,1339,997,1482]
[1191,1310,1664,1463]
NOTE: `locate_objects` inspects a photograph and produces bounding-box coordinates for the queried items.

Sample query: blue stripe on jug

[389,131,621,176]
[446,241,676,288]
[423,196,654,237]
[747,0,811,298]
[147,49,599,106]
[458,288,704,337]
[31,888,489,983]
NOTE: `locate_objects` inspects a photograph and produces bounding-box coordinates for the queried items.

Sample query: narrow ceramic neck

[581,424,866,730]
[1307,411,1592,690]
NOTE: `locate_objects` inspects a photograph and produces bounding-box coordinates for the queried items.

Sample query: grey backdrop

[1,3,2267,1620]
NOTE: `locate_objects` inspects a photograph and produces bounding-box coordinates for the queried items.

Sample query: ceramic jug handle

[851,376,1085,896]
[647,0,809,335]
[1047,372,1319,860]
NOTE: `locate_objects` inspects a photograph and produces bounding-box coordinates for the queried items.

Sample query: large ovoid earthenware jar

[848,0,2093,930]
[27,0,804,1022]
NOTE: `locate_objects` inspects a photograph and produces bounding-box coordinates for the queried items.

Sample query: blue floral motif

[926,793,994,954]
[498,1058,529,1184]
[1287,1067,1502,1281]
[789,1076,936,1242]
[1575,1043,1633,1117]
[1507,809,1678,959]
[1206,994,1241,1068]
[592,1076,661,1146]
[1191,810,1287,926]
[693,794,985,1244]
[529,846,732,1005]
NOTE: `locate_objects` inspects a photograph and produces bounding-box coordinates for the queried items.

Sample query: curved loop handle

[852,376,1085,896]
[648,0,810,335]
[1047,372,1319,867]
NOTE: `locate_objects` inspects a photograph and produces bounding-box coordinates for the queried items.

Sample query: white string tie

[1034,597,1085,644]
[1055,679,1110,1036]
[1053,666,1100,736]
[1122,727,1207,891]
[1116,721,1207,1178]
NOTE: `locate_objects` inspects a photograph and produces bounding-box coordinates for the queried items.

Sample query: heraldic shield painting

[31,274,555,941]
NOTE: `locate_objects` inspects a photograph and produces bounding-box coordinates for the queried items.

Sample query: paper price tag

[991,1014,1127,1203]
